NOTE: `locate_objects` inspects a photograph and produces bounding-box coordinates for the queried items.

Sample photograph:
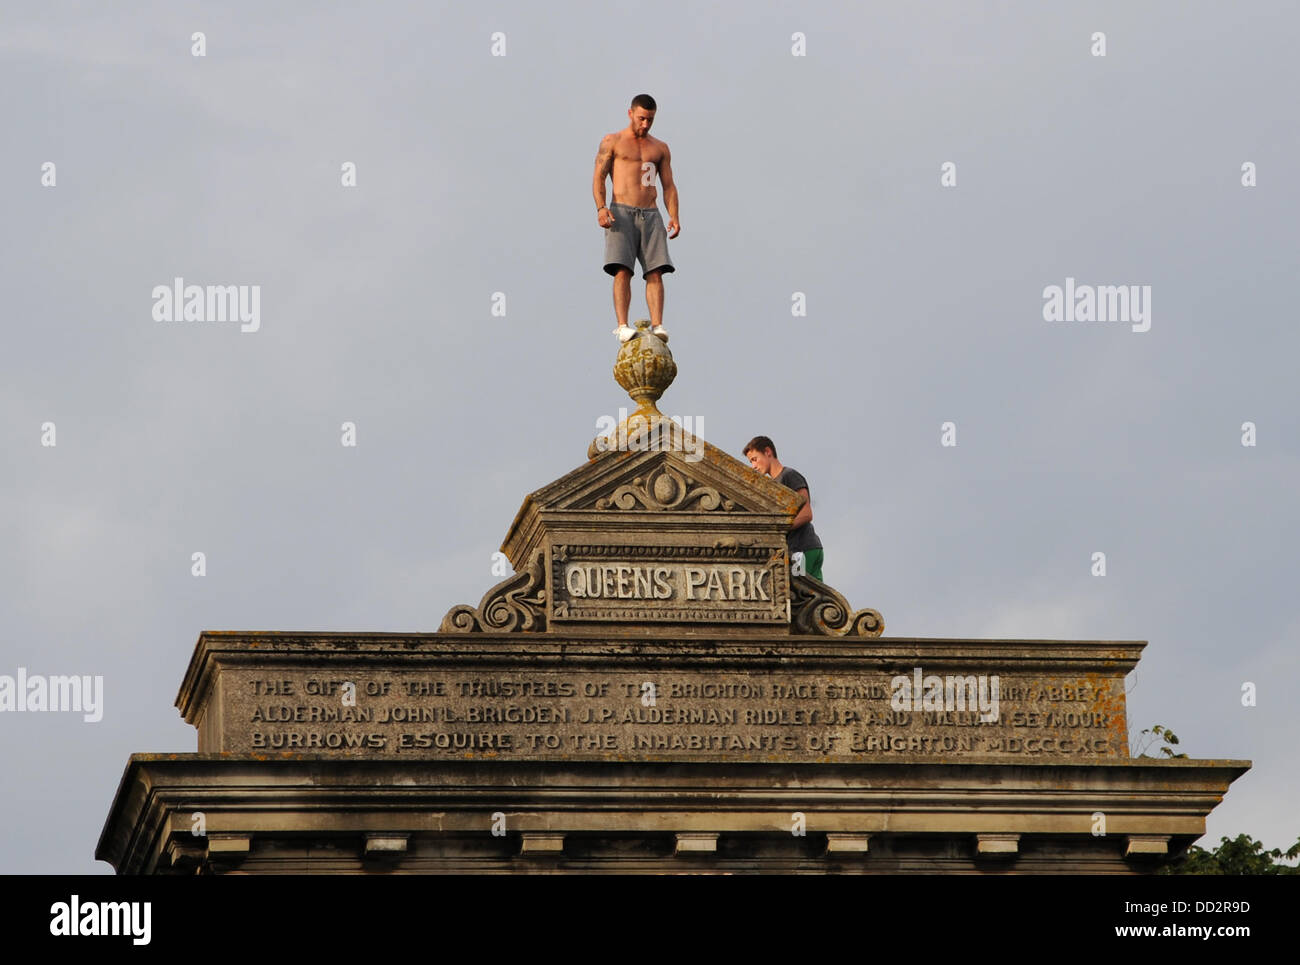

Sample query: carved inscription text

[222,671,1128,761]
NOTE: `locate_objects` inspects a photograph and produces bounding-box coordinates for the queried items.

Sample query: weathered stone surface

[96,755,1250,874]
[549,543,789,624]
[445,437,885,636]
[825,834,871,853]
[977,833,1020,854]
[95,336,1250,874]
[480,400,891,632]
[440,550,547,633]
[612,320,676,414]
[183,633,1133,761]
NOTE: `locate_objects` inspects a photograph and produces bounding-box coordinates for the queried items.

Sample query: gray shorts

[603,203,675,278]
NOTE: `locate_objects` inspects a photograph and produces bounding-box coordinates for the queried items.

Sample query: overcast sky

[2,0,1296,873]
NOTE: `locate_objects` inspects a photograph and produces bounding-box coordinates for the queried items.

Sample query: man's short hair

[743,436,777,458]
[631,94,657,112]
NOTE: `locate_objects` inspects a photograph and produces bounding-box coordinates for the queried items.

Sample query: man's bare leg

[646,269,665,329]
[613,268,632,330]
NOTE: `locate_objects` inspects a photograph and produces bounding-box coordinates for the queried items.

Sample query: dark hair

[630,94,657,112]
[743,436,777,458]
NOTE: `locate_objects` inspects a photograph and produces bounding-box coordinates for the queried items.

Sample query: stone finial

[614,319,676,416]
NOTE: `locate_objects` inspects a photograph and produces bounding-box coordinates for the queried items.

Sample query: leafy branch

[1130,723,1187,759]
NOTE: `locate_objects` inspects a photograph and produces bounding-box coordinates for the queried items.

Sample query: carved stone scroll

[595,465,737,512]
[440,550,547,633]
[790,576,884,637]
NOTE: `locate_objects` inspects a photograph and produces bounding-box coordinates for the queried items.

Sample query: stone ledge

[519,833,566,854]
[675,833,718,853]
[977,833,1021,854]
[825,833,871,853]
[1125,835,1171,856]
[364,834,409,854]
[98,756,1248,874]
[207,834,250,854]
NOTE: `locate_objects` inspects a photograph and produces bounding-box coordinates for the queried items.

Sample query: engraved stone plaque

[550,544,789,623]
[209,656,1131,762]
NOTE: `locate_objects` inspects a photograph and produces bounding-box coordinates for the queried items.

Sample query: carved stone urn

[613,319,676,417]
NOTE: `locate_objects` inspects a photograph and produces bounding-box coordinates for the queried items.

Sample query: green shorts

[794,548,824,582]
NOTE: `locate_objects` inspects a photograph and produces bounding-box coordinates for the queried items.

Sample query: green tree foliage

[1163,834,1300,875]
[1128,723,1298,874]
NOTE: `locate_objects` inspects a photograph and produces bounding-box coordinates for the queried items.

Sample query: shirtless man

[593,94,680,342]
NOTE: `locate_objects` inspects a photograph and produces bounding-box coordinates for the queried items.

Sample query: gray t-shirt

[776,466,823,553]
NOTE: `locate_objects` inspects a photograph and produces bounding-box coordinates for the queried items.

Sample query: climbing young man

[743,436,824,581]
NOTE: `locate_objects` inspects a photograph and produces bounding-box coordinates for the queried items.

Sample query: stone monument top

[97,315,1248,875]
[440,319,884,638]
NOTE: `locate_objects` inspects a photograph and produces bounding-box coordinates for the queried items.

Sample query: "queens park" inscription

[563,562,773,602]
[549,545,790,623]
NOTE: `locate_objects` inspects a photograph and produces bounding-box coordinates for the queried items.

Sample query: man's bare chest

[613,138,664,170]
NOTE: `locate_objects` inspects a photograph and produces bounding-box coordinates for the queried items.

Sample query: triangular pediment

[525,435,801,515]
[500,423,804,569]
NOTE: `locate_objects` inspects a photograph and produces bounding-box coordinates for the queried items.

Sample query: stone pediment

[440,321,883,638]
[496,418,808,577]
[522,432,803,517]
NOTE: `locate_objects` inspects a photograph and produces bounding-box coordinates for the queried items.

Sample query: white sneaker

[614,325,635,342]
[652,325,669,343]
